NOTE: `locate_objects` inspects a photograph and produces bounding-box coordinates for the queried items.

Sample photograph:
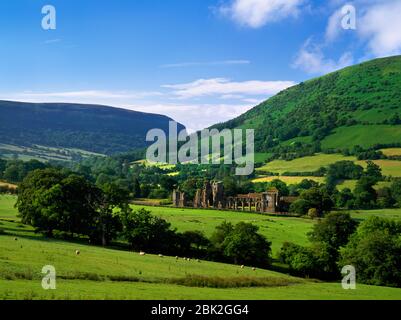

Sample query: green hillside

[0,101,185,156]
[213,56,401,152]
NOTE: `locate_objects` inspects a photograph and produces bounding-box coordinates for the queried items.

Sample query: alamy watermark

[341,265,356,290]
[41,265,56,290]
[42,5,56,30]
[341,4,357,31]
[146,121,255,176]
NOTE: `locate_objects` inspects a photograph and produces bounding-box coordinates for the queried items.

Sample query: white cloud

[160,60,250,68]
[126,103,254,132]
[325,8,344,42]
[163,78,296,99]
[220,94,245,100]
[358,0,401,57]
[293,40,354,75]
[220,0,305,28]
[1,90,162,102]
[323,0,401,58]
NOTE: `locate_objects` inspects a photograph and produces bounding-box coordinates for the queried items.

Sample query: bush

[308,208,319,219]
[300,187,334,215]
[308,212,358,250]
[148,188,169,199]
[289,199,311,215]
[339,216,401,287]
[279,242,336,279]
[177,230,210,257]
[336,188,355,209]
[353,176,378,209]
[209,222,271,267]
[390,178,401,207]
[121,208,178,254]
[159,199,173,206]
[279,242,319,277]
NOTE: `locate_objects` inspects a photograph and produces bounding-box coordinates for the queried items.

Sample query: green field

[256,154,357,174]
[349,208,401,222]
[357,160,401,177]
[2,196,401,300]
[131,205,314,256]
[337,180,392,191]
[321,125,401,149]
[254,153,273,163]
[3,278,401,300]
[252,176,325,184]
[0,143,104,163]
[256,152,401,179]
[0,195,18,219]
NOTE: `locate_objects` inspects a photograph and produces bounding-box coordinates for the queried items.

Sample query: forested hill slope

[212,55,401,152]
[0,101,185,155]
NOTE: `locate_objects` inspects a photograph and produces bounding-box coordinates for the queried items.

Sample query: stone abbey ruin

[172,181,296,213]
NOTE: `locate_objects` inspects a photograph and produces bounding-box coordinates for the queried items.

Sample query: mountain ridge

[0,100,185,156]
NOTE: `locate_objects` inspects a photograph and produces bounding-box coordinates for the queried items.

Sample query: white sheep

[158,254,164,258]
[139,251,146,256]
[75,250,80,255]
[240,265,245,269]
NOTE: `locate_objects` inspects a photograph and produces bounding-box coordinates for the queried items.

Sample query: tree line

[280,212,401,287]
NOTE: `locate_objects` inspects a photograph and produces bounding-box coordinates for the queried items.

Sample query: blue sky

[0,0,400,131]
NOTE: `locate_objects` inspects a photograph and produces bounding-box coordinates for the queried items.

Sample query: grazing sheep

[175,256,179,260]
[139,251,146,256]
[158,254,164,258]
[252,267,256,271]
[240,265,245,269]
[75,250,80,255]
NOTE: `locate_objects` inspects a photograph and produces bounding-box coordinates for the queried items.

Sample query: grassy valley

[2,56,401,301]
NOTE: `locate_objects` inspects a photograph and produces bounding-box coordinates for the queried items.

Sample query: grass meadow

[130,205,314,256]
[256,154,357,174]
[321,125,401,149]
[2,195,401,299]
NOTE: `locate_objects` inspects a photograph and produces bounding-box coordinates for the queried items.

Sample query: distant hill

[212,55,401,153]
[0,101,185,155]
